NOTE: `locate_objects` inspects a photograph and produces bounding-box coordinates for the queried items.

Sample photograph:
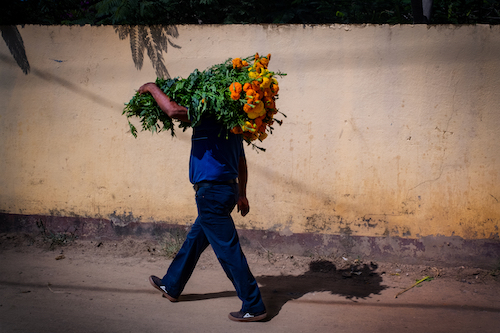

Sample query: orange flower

[255,89,264,101]
[263,88,273,97]
[243,103,254,113]
[229,82,242,100]
[255,116,262,127]
[246,89,263,102]
[231,126,243,134]
[263,97,275,110]
[232,58,242,69]
[255,115,267,131]
[225,53,283,143]
[232,58,249,69]
[245,89,256,98]
[271,82,279,94]
[254,62,264,73]
[259,57,270,68]
[229,82,242,93]
[246,83,263,100]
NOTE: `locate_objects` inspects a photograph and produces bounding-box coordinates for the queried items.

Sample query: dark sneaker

[149,275,178,302]
[228,310,267,322]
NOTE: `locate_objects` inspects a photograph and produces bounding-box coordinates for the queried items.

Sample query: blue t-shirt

[189,117,245,184]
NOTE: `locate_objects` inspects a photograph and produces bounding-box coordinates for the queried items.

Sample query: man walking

[138,82,267,322]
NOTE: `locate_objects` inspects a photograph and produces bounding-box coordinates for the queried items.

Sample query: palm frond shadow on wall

[1,25,180,78]
[1,26,30,75]
[115,25,181,79]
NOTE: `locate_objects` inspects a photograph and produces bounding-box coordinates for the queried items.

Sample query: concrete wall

[1,24,499,265]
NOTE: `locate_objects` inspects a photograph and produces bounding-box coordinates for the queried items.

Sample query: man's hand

[237,196,250,216]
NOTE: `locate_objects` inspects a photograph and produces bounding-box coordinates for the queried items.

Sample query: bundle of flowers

[122,53,286,150]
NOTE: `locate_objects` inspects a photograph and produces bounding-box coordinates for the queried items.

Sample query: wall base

[1,213,499,269]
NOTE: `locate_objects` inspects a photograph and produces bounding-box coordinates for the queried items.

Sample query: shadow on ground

[256,259,387,320]
[179,259,386,321]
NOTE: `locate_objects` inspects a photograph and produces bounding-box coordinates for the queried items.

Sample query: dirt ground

[0,233,499,333]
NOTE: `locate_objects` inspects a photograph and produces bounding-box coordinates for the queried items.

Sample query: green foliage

[1,0,98,25]
[122,57,248,137]
[432,0,500,24]
[123,56,285,138]
[2,0,499,25]
[92,0,415,25]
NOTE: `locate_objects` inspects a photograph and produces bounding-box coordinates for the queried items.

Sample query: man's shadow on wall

[256,259,386,320]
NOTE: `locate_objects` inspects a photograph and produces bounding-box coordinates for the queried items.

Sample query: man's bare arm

[237,155,250,217]
[138,83,190,123]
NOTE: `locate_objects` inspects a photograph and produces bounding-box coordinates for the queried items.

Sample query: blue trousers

[161,182,265,313]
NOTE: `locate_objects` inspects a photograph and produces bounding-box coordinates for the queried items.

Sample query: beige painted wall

[1,24,499,240]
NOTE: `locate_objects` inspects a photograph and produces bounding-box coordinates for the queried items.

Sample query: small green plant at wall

[158,229,187,258]
[36,220,77,250]
[490,261,500,279]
